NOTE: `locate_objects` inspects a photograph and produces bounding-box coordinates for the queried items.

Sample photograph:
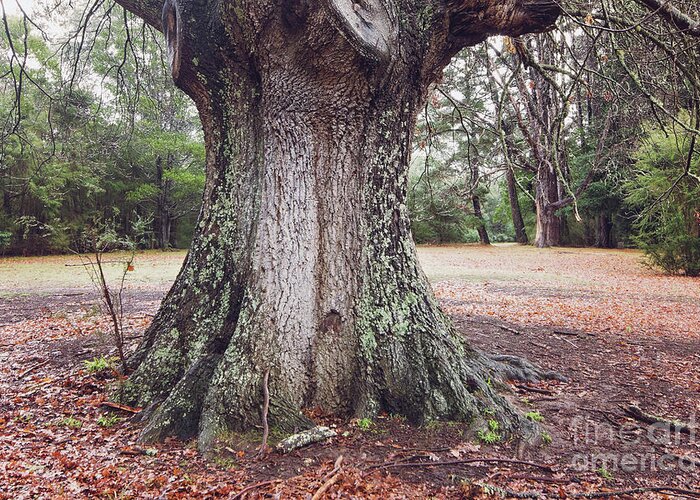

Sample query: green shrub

[624,114,700,276]
[97,413,121,427]
[83,356,117,373]
[0,231,11,254]
[638,215,700,276]
[58,416,82,428]
[525,411,545,422]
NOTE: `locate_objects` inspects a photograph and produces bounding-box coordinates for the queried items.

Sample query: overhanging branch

[634,0,700,37]
[446,0,562,48]
[113,0,163,31]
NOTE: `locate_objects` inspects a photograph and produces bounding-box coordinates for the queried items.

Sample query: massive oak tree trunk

[114,0,560,450]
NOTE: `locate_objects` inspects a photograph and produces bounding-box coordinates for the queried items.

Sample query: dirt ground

[1,245,699,499]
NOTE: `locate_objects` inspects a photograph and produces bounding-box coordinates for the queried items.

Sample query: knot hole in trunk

[320,310,342,334]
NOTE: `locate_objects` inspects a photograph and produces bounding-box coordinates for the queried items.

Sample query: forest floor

[1,244,699,499]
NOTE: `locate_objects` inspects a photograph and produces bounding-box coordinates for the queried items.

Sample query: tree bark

[113,0,561,450]
[499,119,529,245]
[469,162,490,245]
[154,154,176,250]
[505,167,529,244]
[472,194,491,245]
[595,211,614,248]
[534,165,561,247]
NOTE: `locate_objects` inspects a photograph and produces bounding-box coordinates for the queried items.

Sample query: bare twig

[554,334,577,347]
[18,360,49,379]
[64,260,126,266]
[312,455,344,500]
[257,368,270,458]
[231,479,282,500]
[100,401,141,413]
[572,486,700,498]
[552,330,580,337]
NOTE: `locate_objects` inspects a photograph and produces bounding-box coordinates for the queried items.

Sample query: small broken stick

[311,455,344,500]
[100,401,141,414]
[18,360,49,379]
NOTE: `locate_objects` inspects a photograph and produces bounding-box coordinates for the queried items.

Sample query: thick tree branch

[327,0,396,62]
[113,0,163,31]
[634,0,700,37]
[446,0,562,48]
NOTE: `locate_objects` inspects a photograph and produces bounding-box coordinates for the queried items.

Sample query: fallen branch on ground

[100,401,141,414]
[276,426,337,454]
[507,474,570,483]
[18,360,49,379]
[571,486,700,498]
[366,457,554,472]
[622,404,696,434]
[312,455,344,500]
[231,479,283,499]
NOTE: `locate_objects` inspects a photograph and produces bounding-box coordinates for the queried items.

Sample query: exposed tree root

[489,354,568,384]
[571,486,700,498]
[366,457,555,472]
[622,404,697,435]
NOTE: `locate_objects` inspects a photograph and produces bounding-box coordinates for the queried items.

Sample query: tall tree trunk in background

[512,36,569,248]
[499,120,529,245]
[154,154,175,250]
[505,167,528,244]
[469,163,490,245]
[595,211,614,248]
[472,194,491,245]
[534,165,561,247]
[113,0,561,450]
[154,156,167,249]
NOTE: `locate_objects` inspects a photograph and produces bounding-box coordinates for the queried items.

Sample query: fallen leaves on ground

[1,245,699,498]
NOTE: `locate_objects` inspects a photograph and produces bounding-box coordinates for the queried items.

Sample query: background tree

[625,114,700,275]
[0,8,204,253]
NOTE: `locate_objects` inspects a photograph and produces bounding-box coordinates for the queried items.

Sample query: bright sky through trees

[1,0,35,17]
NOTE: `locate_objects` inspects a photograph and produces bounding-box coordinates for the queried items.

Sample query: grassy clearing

[0,250,187,295]
[0,244,643,294]
[2,244,696,331]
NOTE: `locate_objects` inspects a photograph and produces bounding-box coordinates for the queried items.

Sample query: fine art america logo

[569,413,698,473]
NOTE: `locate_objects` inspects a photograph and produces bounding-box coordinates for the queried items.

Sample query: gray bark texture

[112,0,561,450]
